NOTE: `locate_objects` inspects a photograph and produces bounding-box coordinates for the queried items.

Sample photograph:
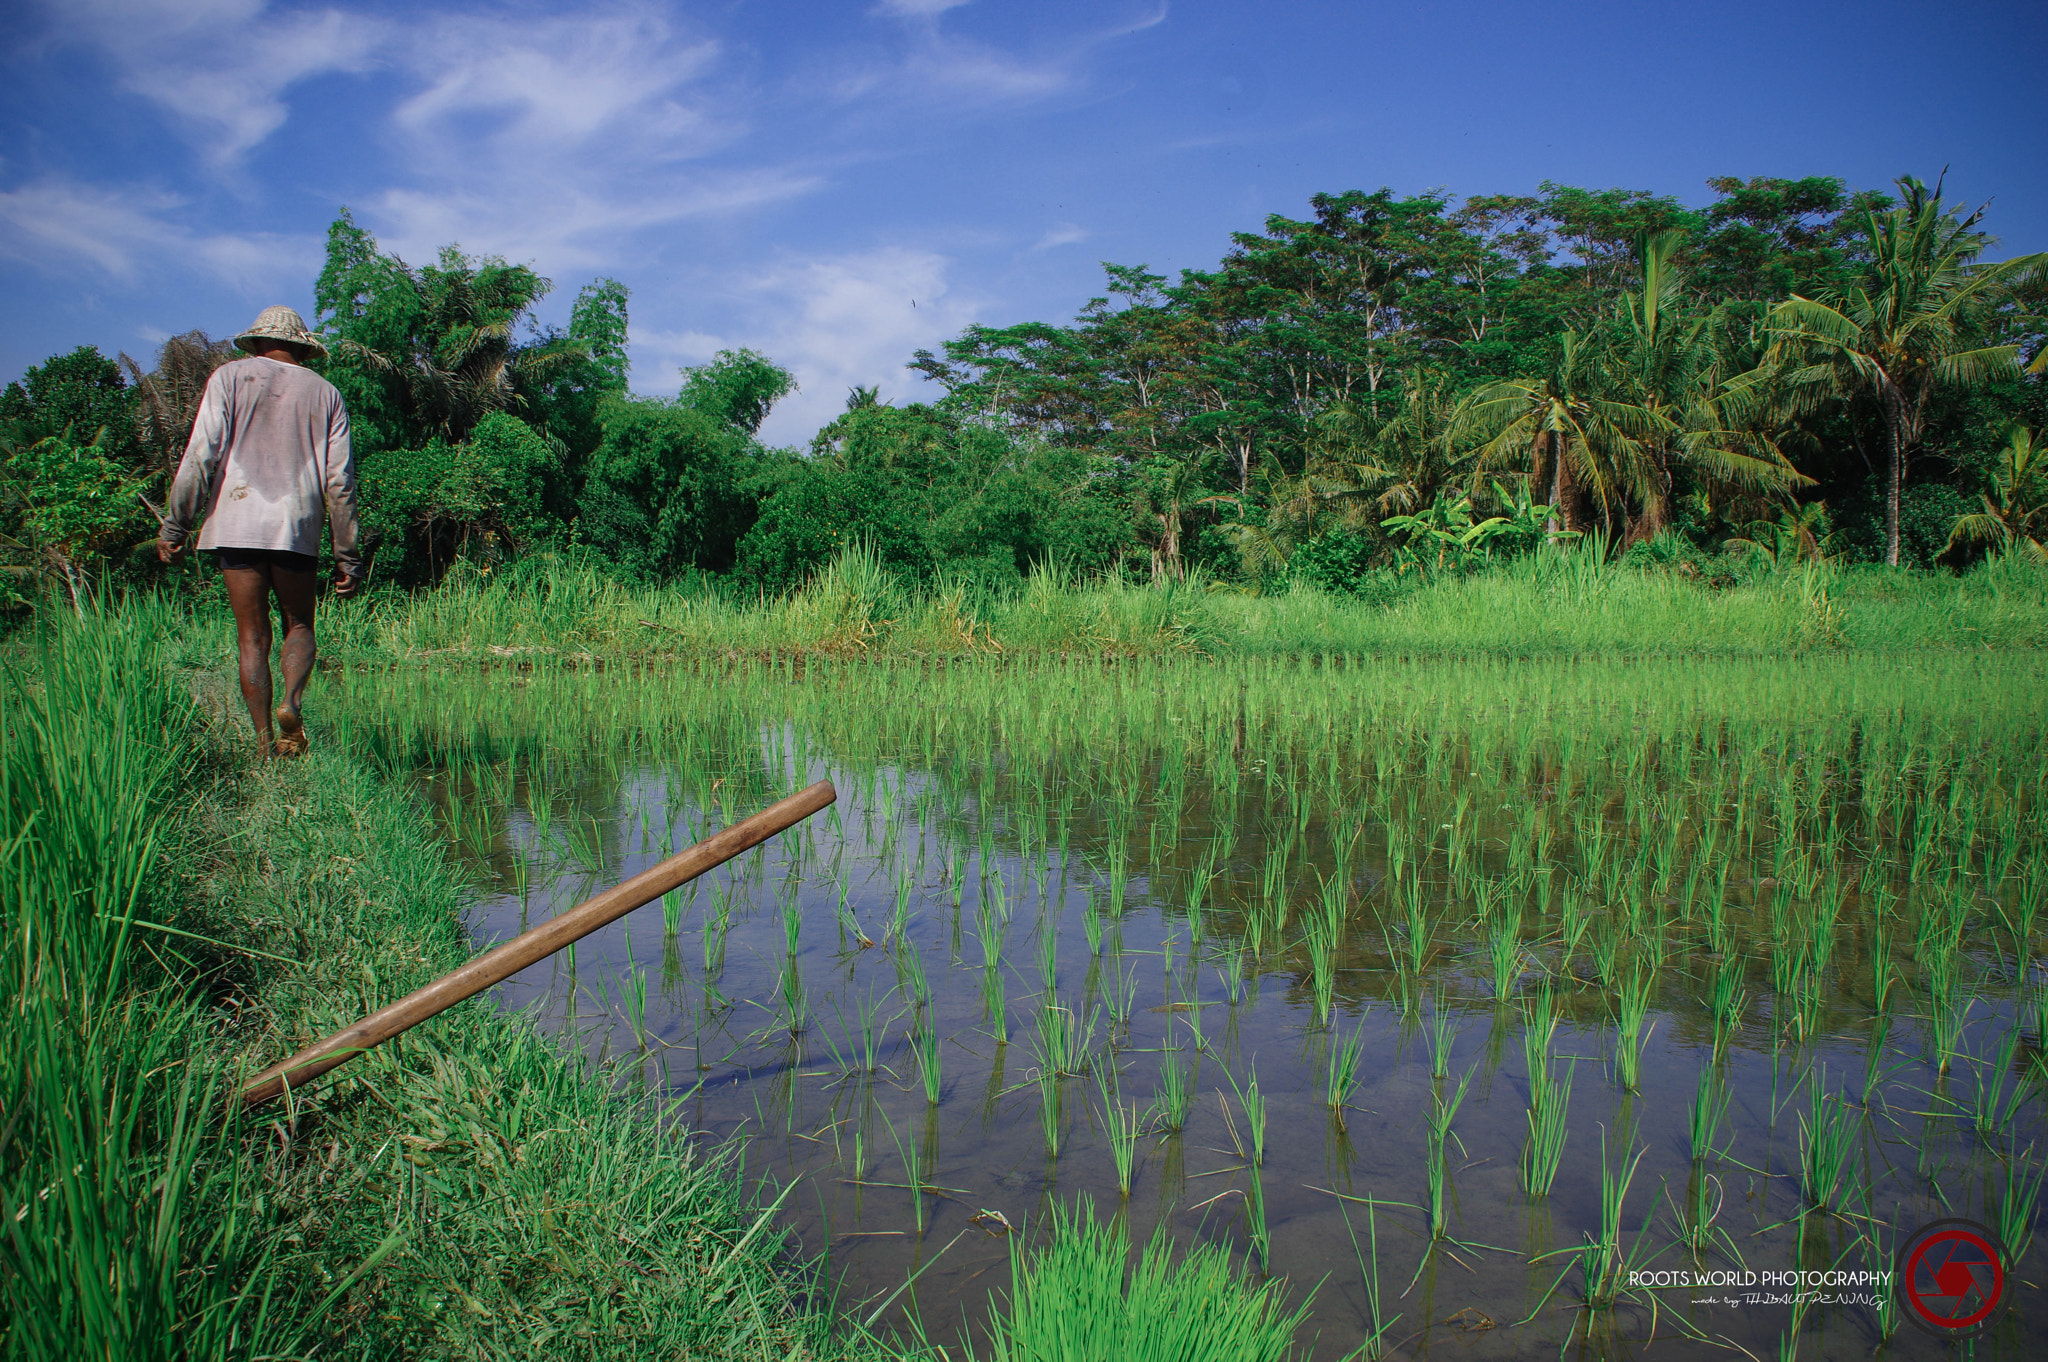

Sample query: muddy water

[352,701,2043,1361]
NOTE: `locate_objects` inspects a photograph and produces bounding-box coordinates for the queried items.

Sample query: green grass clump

[974,1200,1307,1362]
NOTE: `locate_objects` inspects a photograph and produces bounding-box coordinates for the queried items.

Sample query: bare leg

[271,565,318,716]
[222,566,276,758]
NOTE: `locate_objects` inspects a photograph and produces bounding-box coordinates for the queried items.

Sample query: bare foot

[273,707,309,757]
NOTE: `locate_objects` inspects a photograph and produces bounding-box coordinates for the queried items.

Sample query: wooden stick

[236,779,837,1108]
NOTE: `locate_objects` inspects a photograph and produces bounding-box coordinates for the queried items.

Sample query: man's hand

[156,537,186,564]
[333,569,363,600]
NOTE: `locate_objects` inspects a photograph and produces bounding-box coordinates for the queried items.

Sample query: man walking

[158,306,363,758]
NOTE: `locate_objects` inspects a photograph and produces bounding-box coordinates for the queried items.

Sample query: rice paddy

[329,650,2048,1359]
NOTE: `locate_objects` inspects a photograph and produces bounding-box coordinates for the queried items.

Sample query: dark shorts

[211,546,319,574]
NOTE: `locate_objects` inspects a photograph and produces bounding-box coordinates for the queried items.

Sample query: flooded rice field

[332,653,2047,1359]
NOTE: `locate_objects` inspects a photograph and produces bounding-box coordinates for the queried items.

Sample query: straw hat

[234,305,329,360]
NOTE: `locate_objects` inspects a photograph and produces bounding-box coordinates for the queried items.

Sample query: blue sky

[3,0,2042,446]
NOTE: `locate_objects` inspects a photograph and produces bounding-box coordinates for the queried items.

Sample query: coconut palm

[1455,331,1670,539]
[1611,232,1811,538]
[1945,426,2048,563]
[1755,177,2046,565]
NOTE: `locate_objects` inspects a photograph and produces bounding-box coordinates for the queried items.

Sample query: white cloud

[45,0,385,167]
[361,5,820,270]
[1030,222,1087,251]
[0,176,315,288]
[871,0,975,18]
[638,246,981,446]
[393,8,720,153]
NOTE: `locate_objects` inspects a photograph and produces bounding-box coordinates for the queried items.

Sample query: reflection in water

[335,657,2048,1361]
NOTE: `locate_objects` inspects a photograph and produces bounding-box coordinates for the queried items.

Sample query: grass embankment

[0,609,883,1360]
[162,544,2048,667]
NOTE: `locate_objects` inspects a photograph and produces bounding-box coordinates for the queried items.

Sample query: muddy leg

[223,566,277,758]
[270,566,317,755]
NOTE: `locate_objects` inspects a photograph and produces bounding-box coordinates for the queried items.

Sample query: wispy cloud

[833,0,1165,107]
[0,175,315,287]
[1029,222,1087,252]
[44,0,386,168]
[366,5,821,269]
[871,0,975,17]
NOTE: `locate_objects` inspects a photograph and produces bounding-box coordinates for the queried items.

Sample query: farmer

[157,306,363,758]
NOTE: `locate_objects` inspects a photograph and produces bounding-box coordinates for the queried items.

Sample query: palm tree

[1611,232,1811,539]
[120,331,239,482]
[1945,426,2047,563]
[1757,176,2045,566]
[1455,331,1669,539]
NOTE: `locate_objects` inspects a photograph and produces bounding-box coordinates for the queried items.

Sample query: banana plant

[1945,426,2048,563]
[1381,481,1567,575]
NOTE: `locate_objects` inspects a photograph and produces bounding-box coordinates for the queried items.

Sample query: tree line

[4,174,2043,607]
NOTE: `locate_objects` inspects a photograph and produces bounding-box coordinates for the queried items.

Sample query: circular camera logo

[1897,1218,2007,1337]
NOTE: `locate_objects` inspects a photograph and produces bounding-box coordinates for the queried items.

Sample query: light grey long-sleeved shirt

[161,356,363,574]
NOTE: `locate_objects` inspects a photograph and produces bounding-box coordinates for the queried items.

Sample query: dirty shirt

[162,356,363,574]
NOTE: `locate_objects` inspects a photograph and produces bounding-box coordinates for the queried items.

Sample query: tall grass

[169,542,2048,667]
[0,609,302,1359]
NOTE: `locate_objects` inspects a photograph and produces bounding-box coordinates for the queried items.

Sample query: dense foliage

[6,173,2043,606]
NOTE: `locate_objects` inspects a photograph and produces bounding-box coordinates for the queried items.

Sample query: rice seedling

[1708,956,1748,1059]
[1223,1067,1269,1168]
[1426,1064,1476,1238]
[1339,1199,1402,1361]
[1426,1000,1459,1080]
[912,1019,943,1104]
[1038,1070,1064,1160]
[897,939,932,1012]
[1487,901,1524,999]
[1151,1045,1191,1132]
[1963,1025,2030,1138]
[1326,1017,1369,1125]
[1868,922,1894,1011]
[1303,914,1338,1030]
[1244,1165,1271,1272]
[1995,1145,2045,1261]
[1613,968,1653,1093]
[1675,1165,1725,1258]
[1521,985,1557,1094]
[1096,1071,1144,1197]
[1521,1058,1575,1197]
[889,860,915,944]
[1578,1136,1649,1310]
[1032,1002,1098,1078]
[1929,992,1970,1076]
[831,990,893,1075]
[880,1114,930,1232]
[701,889,732,979]
[1684,1067,1732,1166]
[1798,1076,1856,1214]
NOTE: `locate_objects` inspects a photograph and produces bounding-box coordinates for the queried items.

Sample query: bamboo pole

[237,779,837,1109]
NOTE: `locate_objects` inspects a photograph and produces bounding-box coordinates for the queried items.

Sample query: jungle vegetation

[4,173,2044,611]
